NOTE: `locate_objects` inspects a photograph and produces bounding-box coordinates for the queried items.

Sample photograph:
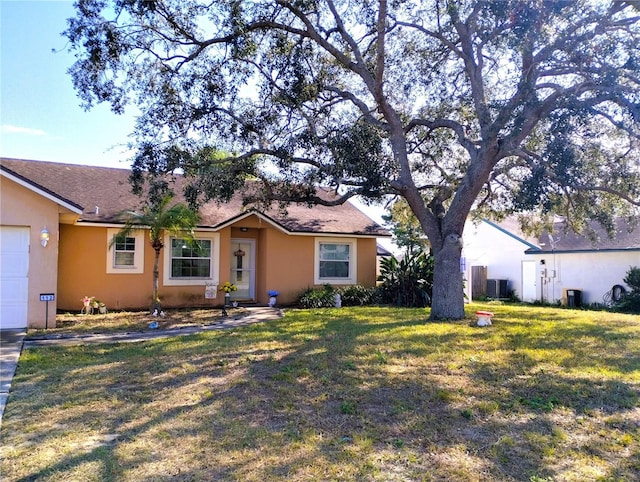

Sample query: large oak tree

[66,0,640,319]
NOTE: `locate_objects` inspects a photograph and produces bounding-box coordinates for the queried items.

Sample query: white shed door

[0,227,29,329]
[522,260,537,303]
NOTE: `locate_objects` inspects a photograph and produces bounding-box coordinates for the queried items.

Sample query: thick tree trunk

[429,233,466,320]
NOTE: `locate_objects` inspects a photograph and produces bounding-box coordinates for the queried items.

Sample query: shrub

[338,285,377,306]
[296,284,378,308]
[624,266,640,291]
[297,285,336,308]
[617,266,640,313]
[377,250,434,307]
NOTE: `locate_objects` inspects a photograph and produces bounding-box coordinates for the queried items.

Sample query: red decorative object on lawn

[476,311,494,327]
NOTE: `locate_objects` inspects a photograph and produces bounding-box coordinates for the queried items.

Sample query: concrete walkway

[0,329,26,427]
[23,307,284,347]
[0,307,283,426]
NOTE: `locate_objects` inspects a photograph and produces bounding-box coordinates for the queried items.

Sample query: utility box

[563,289,582,307]
[487,279,509,299]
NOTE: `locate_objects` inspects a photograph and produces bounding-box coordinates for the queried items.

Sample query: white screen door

[230,239,255,300]
[522,260,537,303]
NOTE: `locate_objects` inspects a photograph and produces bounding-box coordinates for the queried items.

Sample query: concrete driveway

[0,329,26,427]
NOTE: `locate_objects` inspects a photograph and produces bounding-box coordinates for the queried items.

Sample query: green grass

[1,303,639,481]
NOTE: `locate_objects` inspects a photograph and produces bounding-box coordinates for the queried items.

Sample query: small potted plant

[220,281,238,306]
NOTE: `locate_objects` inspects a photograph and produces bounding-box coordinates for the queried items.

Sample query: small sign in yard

[204,284,217,299]
[40,293,55,329]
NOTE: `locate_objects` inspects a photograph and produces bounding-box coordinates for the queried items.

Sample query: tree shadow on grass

[2,307,639,481]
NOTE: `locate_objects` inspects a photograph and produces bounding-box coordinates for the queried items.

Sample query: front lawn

[27,307,247,337]
[1,304,639,481]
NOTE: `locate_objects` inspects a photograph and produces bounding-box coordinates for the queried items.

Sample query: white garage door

[0,227,29,329]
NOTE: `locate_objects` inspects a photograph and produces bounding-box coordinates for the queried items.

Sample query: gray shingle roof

[535,218,640,252]
[482,216,640,253]
[1,157,389,236]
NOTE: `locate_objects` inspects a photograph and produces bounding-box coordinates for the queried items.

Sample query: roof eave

[482,218,540,250]
[213,209,390,237]
[526,247,640,254]
[1,165,83,214]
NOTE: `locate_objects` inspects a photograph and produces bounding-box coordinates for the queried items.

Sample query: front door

[230,239,255,300]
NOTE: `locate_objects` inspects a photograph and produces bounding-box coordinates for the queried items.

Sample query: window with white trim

[106,229,144,274]
[163,232,220,287]
[114,235,135,267]
[170,238,211,278]
[314,238,357,285]
[320,243,350,277]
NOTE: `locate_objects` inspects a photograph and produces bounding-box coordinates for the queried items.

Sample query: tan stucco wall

[58,217,380,311]
[254,226,378,304]
[58,224,233,311]
[261,227,315,304]
[356,237,378,286]
[0,177,61,328]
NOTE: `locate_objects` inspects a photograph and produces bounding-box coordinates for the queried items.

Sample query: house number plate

[40,293,55,302]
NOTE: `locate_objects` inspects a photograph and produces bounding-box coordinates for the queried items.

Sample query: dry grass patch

[1,304,639,481]
[27,307,247,337]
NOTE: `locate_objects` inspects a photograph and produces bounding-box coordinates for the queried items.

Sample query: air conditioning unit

[486,279,509,299]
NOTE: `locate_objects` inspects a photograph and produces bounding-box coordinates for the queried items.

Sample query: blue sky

[1,0,136,168]
[0,0,391,233]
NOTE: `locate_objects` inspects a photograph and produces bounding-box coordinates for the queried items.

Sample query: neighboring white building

[463,218,539,303]
[463,217,640,307]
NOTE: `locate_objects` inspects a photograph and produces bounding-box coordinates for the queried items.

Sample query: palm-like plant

[110,195,200,311]
[377,251,434,308]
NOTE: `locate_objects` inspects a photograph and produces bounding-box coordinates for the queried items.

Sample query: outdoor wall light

[40,227,50,247]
